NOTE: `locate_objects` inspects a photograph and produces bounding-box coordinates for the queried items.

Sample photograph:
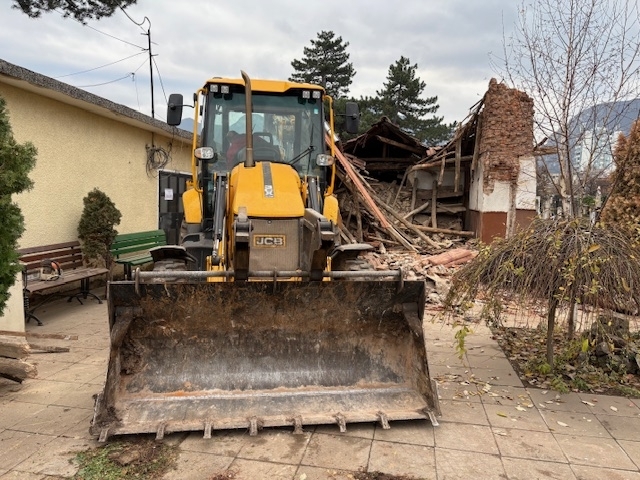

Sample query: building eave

[0,59,192,144]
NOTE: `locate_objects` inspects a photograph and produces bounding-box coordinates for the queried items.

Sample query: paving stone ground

[1,294,639,479]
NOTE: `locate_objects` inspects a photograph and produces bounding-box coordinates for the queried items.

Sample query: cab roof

[204,77,325,94]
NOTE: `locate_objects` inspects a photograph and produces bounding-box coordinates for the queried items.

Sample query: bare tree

[497,0,640,218]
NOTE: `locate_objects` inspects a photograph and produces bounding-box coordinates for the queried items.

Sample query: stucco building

[0,59,193,331]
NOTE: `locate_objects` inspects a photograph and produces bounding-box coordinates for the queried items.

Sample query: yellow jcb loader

[91,72,439,441]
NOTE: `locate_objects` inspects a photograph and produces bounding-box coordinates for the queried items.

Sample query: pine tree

[77,188,121,269]
[376,56,452,145]
[601,120,640,227]
[290,31,356,99]
[12,0,137,21]
[0,96,36,316]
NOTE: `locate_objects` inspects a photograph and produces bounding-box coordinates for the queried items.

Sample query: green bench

[111,229,167,279]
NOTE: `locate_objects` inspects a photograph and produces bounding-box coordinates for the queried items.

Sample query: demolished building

[337,78,536,248]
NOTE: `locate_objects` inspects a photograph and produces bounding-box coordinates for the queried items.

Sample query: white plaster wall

[468,162,484,211]
[482,181,512,213]
[0,83,192,248]
[0,270,25,333]
[515,155,537,210]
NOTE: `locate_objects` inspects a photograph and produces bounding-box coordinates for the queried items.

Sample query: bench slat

[111,230,167,259]
[18,241,85,274]
[17,241,80,255]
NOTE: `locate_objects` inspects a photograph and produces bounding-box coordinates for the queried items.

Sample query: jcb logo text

[254,235,286,247]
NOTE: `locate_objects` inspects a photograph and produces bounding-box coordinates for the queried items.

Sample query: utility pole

[145,25,155,119]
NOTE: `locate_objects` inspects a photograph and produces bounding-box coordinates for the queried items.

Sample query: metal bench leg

[25,311,43,326]
[23,290,43,326]
[67,278,103,304]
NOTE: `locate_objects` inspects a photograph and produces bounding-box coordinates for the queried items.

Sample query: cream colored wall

[0,270,25,333]
[0,83,192,248]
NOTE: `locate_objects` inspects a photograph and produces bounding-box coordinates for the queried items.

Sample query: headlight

[316,154,335,166]
[194,147,215,160]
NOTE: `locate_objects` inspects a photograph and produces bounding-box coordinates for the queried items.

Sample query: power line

[53,7,146,50]
[75,74,132,88]
[120,7,148,31]
[152,56,168,104]
[54,51,147,79]
[75,58,147,88]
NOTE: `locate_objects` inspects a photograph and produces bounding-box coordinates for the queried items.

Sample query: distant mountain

[179,118,194,132]
[540,99,640,174]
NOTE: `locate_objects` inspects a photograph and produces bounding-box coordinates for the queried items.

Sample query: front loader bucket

[91,280,439,441]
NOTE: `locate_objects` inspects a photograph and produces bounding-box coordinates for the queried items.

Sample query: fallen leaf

[557,421,569,427]
[497,412,508,418]
[515,406,527,412]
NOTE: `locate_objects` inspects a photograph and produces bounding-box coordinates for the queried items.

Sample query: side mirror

[167,93,184,126]
[344,102,360,134]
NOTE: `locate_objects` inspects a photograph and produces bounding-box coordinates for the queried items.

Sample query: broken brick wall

[478,79,534,191]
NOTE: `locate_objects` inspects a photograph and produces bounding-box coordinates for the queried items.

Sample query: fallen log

[0,357,37,383]
[413,225,475,238]
[0,335,31,360]
[427,248,475,266]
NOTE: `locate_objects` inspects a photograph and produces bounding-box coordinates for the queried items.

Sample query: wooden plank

[374,194,440,249]
[410,174,418,222]
[0,331,78,341]
[374,135,424,154]
[25,267,108,294]
[454,135,461,193]
[0,357,37,382]
[28,343,70,353]
[0,335,31,359]
[111,230,167,258]
[17,241,80,255]
[436,203,467,214]
[428,249,475,266]
[356,157,417,164]
[414,225,475,238]
[411,155,473,171]
[402,201,431,220]
[330,133,417,252]
[471,114,482,173]
[431,180,438,229]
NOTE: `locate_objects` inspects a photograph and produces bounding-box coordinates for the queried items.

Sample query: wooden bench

[111,229,167,279]
[18,241,109,326]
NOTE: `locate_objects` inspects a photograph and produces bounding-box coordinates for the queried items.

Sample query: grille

[249,219,299,271]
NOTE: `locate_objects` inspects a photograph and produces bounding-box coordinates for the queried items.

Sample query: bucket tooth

[204,421,213,439]
[249,417,259,436]
[335,413,347,433]
[98,427,109,443]
[426,409,439,427]
[377,411,390,430]
[292,416,304,435]
[155,423,166,441]
[431,378,442,416]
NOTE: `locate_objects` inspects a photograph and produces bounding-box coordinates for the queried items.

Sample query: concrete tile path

[1,295,639,479]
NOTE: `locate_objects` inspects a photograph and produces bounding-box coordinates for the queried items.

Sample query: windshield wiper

[288,145,315,166]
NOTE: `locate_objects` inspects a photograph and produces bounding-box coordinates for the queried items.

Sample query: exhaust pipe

[241,70,255,168]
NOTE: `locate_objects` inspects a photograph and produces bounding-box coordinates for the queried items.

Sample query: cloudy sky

[0,0,518,125]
